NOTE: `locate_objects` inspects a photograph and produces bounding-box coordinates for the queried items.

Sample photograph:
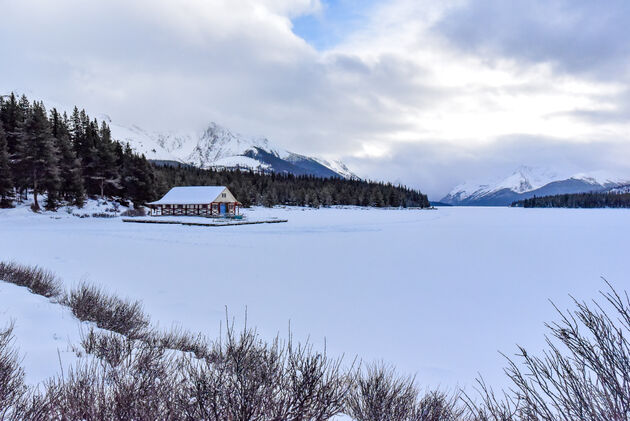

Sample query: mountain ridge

[106,119,358,180]
[442,166,630,206]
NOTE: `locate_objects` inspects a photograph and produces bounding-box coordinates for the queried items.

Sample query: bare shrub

[0,319,354,421]
[121,207,146,217]
[180,323,351,420]
[462,378,520,421]
[90,212,117,218]
[80,328,134,368]
[181,325,286,420]
[347,363,418,421]
[64,283,149,338]
[275,338,352,420]
[41,338,182,420]
[347,363,462,421]
[466,280,630,421]
[0,324,29,420]
[0,261,63,298]
[148,326,212,360]
[412,390,463,421]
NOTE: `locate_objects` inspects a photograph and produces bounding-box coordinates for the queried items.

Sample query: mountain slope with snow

[107,119,358,179]
[442,166,630,206]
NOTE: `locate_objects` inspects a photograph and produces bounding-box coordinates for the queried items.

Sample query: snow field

[1,205,629,392]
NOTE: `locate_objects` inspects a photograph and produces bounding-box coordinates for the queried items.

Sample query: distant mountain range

[105,118,357,179]
[441,166,630,206]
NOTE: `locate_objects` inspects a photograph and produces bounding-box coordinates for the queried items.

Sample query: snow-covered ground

[0,282,86,384]
[1,205,629,392]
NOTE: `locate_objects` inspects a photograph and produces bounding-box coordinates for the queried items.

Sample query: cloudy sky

[2,0,630,198]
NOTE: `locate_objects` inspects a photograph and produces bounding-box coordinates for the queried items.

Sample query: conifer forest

[0,94,429,210]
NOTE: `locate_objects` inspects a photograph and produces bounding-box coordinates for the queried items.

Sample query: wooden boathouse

[147,186,242,217]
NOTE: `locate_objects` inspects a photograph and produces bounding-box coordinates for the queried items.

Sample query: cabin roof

[147,186,229,205]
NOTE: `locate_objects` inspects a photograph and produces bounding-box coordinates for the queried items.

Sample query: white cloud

[1,0,629,197]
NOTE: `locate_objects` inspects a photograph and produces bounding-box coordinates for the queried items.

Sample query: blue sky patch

[291,0,376,50]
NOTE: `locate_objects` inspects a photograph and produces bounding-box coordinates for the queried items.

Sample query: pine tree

[51,109,85,206]
[0,93,20,156]
[94,121,119,198]
[120,145,156,206]
[19,102,61,210]
[0,93,28,200]
[0,122,14,207]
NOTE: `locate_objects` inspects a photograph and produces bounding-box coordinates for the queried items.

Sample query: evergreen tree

[94,121,119,198]
[120,145,156,206]
[513,191,630,208]
[50,109,85,206]
[0,93,21,156]
[0,93,29,200]
[0,122,14,207]
[19,102,61,210]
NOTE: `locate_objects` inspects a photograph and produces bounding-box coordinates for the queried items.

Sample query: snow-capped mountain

[105,118,358,179]
[441,166,630,206]
[444,166,561,204]
[608,184,630,194]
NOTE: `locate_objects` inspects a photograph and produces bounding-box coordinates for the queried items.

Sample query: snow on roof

[147,186,228,205]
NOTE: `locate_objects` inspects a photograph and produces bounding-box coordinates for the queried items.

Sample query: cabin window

[222,193,226,198]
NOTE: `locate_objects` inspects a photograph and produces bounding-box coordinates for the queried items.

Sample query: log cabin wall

[150,202,239,216]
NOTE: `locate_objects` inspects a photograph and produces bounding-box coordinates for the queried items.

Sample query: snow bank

[0,282,82,385]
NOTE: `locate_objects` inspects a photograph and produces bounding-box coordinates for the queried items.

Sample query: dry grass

[0,261,62,299]
[64,283,149,338]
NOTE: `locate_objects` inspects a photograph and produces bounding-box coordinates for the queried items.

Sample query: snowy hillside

[107,118,358,179]
[442,166,630,206]
[608,184,630,194]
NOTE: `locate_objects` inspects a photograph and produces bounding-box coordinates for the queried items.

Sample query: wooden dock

[122,218,288,227]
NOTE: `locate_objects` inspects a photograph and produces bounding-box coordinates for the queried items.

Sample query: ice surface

[1,206,629,393]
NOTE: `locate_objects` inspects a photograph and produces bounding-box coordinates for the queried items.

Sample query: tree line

[0,93,156,209]
[0,93,429,210]
[512,191,630,208]
[154,165,430,208]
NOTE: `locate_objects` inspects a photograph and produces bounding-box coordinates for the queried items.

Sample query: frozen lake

[1,205,629,391]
